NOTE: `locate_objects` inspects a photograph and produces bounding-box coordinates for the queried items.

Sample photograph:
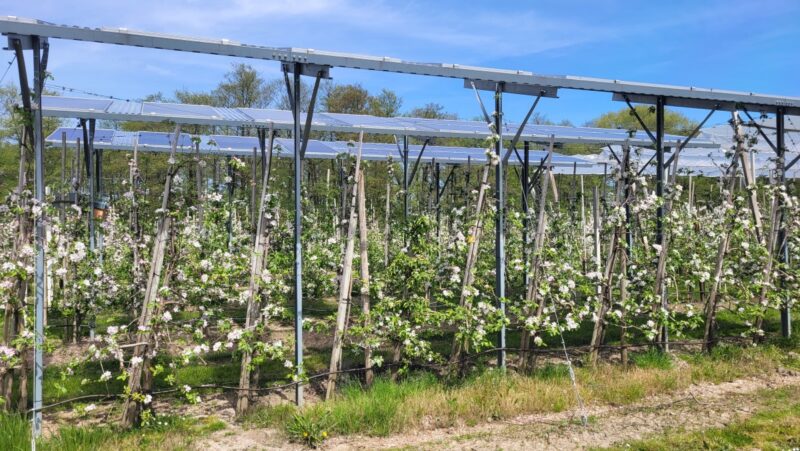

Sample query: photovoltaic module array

[45,127,594,168]
[40,96,718,148]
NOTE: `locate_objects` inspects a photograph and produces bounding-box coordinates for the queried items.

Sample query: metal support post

[655,96,668,350]
[402,136,409,220]
[777,109,791,337]
[31,34,47,442]
[494,83,506,369]
[522,142,530,296]
[435,161,441,239]
[291,63,305,406]
[226,155,234,249]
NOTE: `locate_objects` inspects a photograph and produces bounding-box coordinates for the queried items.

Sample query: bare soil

[196,368,800,450]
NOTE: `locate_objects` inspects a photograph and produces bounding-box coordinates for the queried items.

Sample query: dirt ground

[196,368,800,450]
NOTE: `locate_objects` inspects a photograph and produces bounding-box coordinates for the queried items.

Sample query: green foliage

[214,63,278,109]
[323,84,402,117]
[405,102,457,119]
[589,105,697,135]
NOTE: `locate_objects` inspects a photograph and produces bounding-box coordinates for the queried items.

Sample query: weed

[286,411,330,448]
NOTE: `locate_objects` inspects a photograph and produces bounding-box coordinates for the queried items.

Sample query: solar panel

[238,108,295,125]
[44,127,114,144]
[43,127,591,169]
[329,113,420,132]
[209,135,259,150]
[42,96,111,112]
[40,96,719,148]
[137,131,195,148]
[142,102,221,119]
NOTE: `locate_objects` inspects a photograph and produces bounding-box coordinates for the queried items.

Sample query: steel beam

[742,109,778,153]
[290,63,305,406]
[777,109,791,338]
[655,96,668,351]
[3,17,799,113]
[623,96,656,145]
[30,34,46,441]
[402,136,409,220]
[494,83,506,369]
[522,142,530,303]
[502,94,543,164]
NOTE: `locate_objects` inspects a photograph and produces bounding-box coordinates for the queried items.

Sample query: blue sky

[3,0,800,126]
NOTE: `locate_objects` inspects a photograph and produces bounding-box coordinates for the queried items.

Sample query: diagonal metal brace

[299,71,323,159]
[607,145,622,165]
[742,108,778,153]
[470,80,493,125]
[786,153,800,171]
[623,95,656,145]
[283,69,295,117]
[502,93,543,164]
[436,167,455,203]
[637,151,657,177]
[408,139,430,184]
[677,105,718,153]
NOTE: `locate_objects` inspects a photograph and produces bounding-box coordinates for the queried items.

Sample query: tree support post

[356,170,373,385]
[121,125,181,427]
[236,125,274,415]
[327,132,364,399]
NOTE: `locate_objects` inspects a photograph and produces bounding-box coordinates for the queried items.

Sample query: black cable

[0,55,16,85]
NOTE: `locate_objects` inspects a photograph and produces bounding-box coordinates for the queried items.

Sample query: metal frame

[3,16,799,113]
[7,15,799,438]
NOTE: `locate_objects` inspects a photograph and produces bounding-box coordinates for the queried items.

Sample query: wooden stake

[450,163,491,365]
[327,132,364,399]
[357,170,373,385]
[122,125,181,427]
[703,112,746,351]
[383,174,392,267]
[237,127,274,415]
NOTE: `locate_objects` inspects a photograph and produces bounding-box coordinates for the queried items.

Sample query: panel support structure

[289,62,304,406]
[521,142,530,301]
[655,96,668,351]
[494,83,506,369]
[30,34,47,442]
[777,109,791,338]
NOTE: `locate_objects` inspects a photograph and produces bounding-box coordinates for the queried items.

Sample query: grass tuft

[0,412,29,451]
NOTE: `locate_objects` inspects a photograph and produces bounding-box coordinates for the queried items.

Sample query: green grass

[0,412,29,451]
[0,412,226,451]
[246,373,440,436]
[246,342,799,440]
[631,349,673,370]
[602,386,800,450]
